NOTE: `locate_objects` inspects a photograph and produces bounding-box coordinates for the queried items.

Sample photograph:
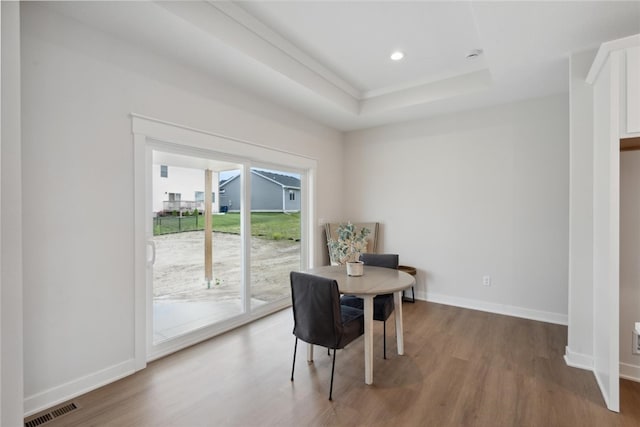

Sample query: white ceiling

[46,1,640,131]
[239,1,488,95]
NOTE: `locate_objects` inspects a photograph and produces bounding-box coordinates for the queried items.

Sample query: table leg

[363,295,374,385]
[307,343,314,362]
[394,291,404,355]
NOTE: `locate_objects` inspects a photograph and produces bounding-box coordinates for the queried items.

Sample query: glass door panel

[151,149,243,344]
[249,167,302,309]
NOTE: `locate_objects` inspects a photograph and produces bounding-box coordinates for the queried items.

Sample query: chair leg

[402,286,416,303]
[329,348,337,400]
[383,320,387,359]
[291,337,298,381]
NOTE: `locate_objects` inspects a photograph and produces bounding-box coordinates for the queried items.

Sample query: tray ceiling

[45,1,640,131]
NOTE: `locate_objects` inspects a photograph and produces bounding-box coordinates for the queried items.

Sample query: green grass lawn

[153,212,300,240]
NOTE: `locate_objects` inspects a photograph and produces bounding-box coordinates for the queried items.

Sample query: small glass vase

[346,261,364,277]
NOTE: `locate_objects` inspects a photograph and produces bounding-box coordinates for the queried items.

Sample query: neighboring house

[152,164,220,215]
[220,169,301,212]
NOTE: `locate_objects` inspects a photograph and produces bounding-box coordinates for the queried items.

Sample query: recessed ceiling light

[390,51,405,61]
[466,49,483,60]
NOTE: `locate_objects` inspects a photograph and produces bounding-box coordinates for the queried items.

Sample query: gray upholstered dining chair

[340,253,399,359]
[289,271,365,400]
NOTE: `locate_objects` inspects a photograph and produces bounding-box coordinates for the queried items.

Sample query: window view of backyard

[153,212,301,304]
[151,156,301,344]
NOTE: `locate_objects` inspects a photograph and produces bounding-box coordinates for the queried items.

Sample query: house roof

[219,170,300,189]
[219,174,239,188]
[252,170,300,189]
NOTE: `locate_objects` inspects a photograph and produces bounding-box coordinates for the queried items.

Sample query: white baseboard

[620,362,640,383]
[564,346,594,371]
[563,349,640,384]
[417,290,568,325]
[24,359,136,417]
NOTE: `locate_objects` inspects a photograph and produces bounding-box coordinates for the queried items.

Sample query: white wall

[566,49,597,368]
[1,2,25,425]
[620,150,640,381]
[344,95,569,323]
[20,3,343,414]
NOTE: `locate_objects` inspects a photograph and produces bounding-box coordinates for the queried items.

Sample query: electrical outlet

[634,323,640,355]
[482,275,491,287]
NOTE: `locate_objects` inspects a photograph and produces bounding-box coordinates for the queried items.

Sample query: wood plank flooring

[29,301,640,426]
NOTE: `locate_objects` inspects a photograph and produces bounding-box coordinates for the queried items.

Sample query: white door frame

[132,114,316,366]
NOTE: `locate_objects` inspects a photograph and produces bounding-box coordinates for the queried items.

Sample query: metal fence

[153,215,204,235]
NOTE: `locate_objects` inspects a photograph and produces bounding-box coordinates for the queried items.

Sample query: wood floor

[30,301,640,427]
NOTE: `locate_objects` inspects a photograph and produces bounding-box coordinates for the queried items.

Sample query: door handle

[147,240,156,266]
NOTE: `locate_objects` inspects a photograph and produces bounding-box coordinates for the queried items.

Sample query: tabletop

[305,265,415,296]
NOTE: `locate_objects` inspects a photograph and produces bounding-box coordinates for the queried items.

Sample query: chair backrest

[360,253,399,270]
[325,222,379,265]
[290,272,342,349]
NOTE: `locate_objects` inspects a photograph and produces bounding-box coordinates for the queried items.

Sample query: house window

[160,165,168,178]
[195,191,215,203]
[289,191,295,201]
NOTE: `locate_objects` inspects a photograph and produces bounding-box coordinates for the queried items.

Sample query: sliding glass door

[142,144,308,361]
[133,116,315,363]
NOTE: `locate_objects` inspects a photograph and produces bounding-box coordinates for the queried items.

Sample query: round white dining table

[304,264,416,385]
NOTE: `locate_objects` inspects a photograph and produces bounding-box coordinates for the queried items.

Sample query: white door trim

[132,114,316,364]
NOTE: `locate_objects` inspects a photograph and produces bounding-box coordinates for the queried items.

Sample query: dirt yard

[153,231,300,303]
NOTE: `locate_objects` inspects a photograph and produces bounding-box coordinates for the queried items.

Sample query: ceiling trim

[360,69,492,115]
[155,1,359,114]
[587,34,640,84]
[205,0,361,99]
[362,65,487,100]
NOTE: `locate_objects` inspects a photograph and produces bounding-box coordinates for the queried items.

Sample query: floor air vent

[25,402,78,427]
[24,414,52,427]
